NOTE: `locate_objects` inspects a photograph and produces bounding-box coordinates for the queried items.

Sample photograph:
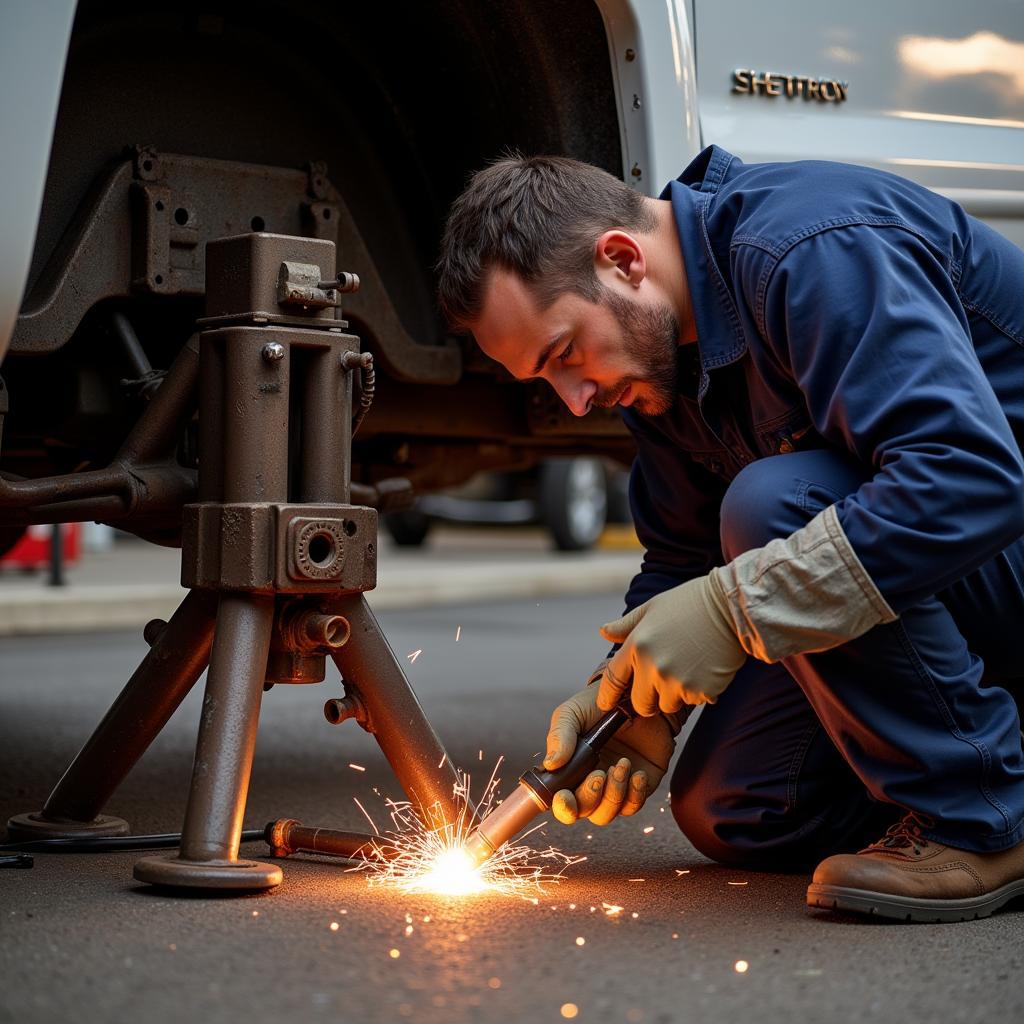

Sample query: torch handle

[460,699,635,868]
[518,702,633,809]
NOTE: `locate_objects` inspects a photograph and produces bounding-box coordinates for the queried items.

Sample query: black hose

[0,854,34,868]
[0,828,265,854]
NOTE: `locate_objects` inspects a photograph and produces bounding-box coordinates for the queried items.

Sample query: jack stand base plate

[6,812,130,842]
[133,854,283,890]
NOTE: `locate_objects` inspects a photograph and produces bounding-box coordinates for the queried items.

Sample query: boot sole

[807,879,1024,923]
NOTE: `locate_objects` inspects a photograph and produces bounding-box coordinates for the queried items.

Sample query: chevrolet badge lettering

[732,69,848,102]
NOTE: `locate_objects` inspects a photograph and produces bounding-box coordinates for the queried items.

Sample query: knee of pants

[670,780,894,871]
[670,737,897,870]
[671,786,745,868]
[669,769,766,869]
[719,450,865,560]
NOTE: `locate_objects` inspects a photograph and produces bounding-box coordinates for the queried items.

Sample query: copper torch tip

[462,828,496,871]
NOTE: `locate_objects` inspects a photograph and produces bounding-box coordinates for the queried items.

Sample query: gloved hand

[597,571,747,715]
[543,683,679,826]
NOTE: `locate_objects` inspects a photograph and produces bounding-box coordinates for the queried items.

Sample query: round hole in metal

[308,532,335,566]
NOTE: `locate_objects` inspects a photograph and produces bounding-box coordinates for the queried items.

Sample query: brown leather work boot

[807,812,1024,922]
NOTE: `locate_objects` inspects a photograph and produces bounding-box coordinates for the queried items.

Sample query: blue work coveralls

[622,145,1024,867]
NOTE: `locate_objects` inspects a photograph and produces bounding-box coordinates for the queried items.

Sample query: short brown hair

[437,154,655,329]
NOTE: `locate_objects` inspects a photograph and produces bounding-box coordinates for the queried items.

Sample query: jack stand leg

[6,589,218,841]
[331,594,468,831]
[134,593,282,889]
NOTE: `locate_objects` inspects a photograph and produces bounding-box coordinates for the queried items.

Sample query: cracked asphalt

[2,592,1022,1024]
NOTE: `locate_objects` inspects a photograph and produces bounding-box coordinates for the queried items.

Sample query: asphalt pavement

[2,592,1022,1024]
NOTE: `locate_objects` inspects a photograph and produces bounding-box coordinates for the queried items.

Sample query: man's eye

[558,341,574,362]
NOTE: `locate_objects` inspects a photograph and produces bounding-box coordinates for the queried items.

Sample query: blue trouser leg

[670,449,1024,868]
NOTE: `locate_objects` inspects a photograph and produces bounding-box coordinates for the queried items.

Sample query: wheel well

[29,0,622,347]
[3,0,631,519]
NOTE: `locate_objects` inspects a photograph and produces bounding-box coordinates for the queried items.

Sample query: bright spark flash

[414,848,488,896]
[351,759,584,900]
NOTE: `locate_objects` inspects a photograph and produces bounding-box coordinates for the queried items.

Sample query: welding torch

[462,699,634,870]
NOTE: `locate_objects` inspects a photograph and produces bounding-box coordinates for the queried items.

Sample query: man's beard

[591,288,680,416]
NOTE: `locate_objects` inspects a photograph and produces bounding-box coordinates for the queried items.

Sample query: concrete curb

[0,558,638,636]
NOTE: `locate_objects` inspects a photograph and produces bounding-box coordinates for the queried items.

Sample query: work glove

[596,506,900,716]
[597,571,747,715]
[543,683,680,826]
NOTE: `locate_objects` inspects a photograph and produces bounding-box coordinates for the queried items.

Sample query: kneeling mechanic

[437,145,1024,922]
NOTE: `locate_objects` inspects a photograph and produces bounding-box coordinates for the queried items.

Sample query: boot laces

[866,811,937,855]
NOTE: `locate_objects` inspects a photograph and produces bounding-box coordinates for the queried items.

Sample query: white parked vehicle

[1,0,1021,550]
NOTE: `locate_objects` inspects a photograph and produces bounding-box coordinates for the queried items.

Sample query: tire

[539,457,608,551]
[383,507,432,547]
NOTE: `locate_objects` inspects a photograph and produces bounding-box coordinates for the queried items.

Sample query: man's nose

[554,378,597,418]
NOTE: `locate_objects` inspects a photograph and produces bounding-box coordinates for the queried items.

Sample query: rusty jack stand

[7,233,464,890]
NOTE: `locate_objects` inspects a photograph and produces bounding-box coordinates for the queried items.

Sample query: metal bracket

[277,261,342,310]
[324,684,372,733]
[181,502,377,593]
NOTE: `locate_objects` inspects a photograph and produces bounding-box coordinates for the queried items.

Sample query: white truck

[1,0,1022,548]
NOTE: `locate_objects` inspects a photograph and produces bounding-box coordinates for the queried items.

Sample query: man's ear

[595,230,646,288]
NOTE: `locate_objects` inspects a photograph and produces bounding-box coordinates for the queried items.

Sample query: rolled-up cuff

[711,504,897,663]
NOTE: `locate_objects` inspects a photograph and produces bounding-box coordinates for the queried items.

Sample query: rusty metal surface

[160,237,301,878]
[265,604,352,687]
[204,234,338,325]
[0,327,200,536]
[182,311,376,595]
[176,592,275,863]
[300,338,353,503]
[331,595,467,830]
[2,331,196,496]
[131,850,283,889]
[29,589,217,827]
[277,260,347,310]
[181,503,377,594]
[11,150,460,386]
[4,810,129,842]
[7,233,467,891]
[222,324,289,503]
[265,818,387,861]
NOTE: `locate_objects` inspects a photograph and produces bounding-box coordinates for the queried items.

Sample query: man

[436,145,1024,922]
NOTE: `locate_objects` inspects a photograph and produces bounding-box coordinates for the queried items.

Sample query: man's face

[471,267,680,418]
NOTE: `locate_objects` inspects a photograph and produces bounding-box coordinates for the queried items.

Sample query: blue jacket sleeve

[753,224,1024,612]
[622,412,728,611]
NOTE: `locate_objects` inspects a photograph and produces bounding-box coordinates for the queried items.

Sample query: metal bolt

[625,48,636,62]
[324,692,368,727]
[295,611,351,651]
[317,272,361,293]
[143,618,167,647]
[262,342,285,363]
[632,93,642,110]
[631,163,643,179]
